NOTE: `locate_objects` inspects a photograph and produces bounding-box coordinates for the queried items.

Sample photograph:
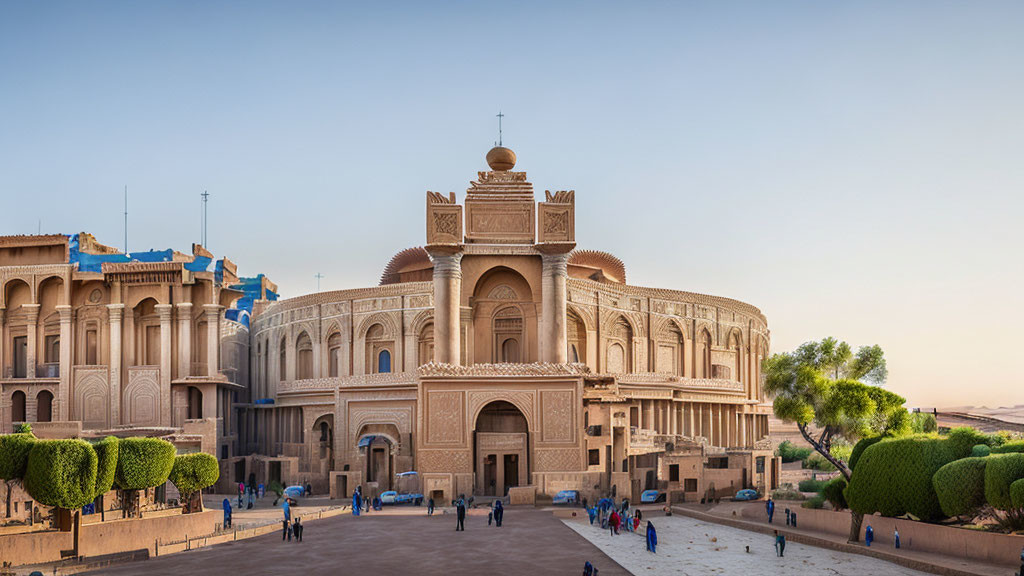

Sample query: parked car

[553,490,580,505]
[640,490,666,503]
[734,489,759,501]
[380,471,424,505]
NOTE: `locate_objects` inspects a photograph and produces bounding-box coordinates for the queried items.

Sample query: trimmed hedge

[946,427,992,458]
[24,439,98,510]
[1011,479,1024,509]
[847,435,958,521]
[114,437,175,490]
[984,453,1024,510]
[168,453,219,498]
[798,478,827,493]
[849,436,884,471]
[933,457,987,517]
[971,444,992,458]
[92,437,120,499]
[802,494,825,509]
[822,477,848,511]
[777,441,812,463]
[0,433,35,481]
[992,441,1024,455]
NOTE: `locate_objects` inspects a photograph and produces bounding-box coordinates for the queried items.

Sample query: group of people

[585,498,657,554]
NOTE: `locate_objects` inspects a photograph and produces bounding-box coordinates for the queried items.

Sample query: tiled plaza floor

[89,507,629,575]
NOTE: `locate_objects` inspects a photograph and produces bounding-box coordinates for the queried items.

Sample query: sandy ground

[563,513,933,576]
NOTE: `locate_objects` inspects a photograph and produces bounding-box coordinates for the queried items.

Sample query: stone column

[0,308,5,380]
[204,305,221,378]
[541,252,570,363]
[428,249,463,365]
[24,304,40,379]
[107,304,123,427]
[156,304,173,426]
[176,303,193,378]
[57,305,73,421]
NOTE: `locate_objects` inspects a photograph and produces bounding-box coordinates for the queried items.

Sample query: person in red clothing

[609,509,621,536]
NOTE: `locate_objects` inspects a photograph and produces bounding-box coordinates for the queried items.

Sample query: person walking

[645,521,657,553]
[494,499,504,527]
[865,524,874,547]
[427,497,435,516]
[455,495,467,531]
[894,528,900,549]
[222,498,232,529]
[352,487,361,517]
[282,499,292,541]
[774,530,786,557]
[766,497,775,523]
[609,509,620,536]
[293,518,303,542]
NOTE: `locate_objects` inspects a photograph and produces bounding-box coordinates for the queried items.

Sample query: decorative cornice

[418,362,590,378]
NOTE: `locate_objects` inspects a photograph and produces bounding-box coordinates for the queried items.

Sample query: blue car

[641,490,666,504]
[734,489,759,501]
[379,471,424,505]
[553,490,580,505]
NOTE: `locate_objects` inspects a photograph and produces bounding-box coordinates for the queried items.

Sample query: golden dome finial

[486,146,516,171]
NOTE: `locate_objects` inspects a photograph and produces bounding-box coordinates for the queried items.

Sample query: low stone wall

[0,510,218,567]
[508,486,536,506]
[739,502,1024,567]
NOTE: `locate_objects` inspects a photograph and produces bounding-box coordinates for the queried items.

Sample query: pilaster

[107,304,124,427]
[176,302,193,378]
[156,304,173,426]
[540,252,570,363]
[204,304,221,378]
[57,305,73,420]
[24,304,40,379]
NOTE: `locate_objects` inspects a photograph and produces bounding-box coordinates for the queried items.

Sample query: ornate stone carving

[124,367,160,426]
[487,284,518,300]
[418,449,472,473]
[467,390,535,430]
[73,366,109,429]
[533,448,582,472]
[426,391,463,444]
[541,390,574,443]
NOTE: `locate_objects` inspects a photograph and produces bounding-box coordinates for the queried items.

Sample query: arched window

[365,323,394,374]
[607,343,625,372]
[500,338,520,363]
[327,332,342,377]
[36,390,53,422]
[418,322,434,366]
[11,391,26,422]
[377,349,391,373]
[700,329,712,378]
[567,310,587,365]
[296,332,313,380]
[606,317,633,373]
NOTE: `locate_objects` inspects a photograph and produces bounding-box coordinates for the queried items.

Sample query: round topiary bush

[92,436,119,499]
[847,434,958,521]
[0,433,35,481]
[933,456,987,518]
[849,436,884,471]
[1011,479,1024,509]
[822,477,848,511]
[946,427,992,458]
[971,444,992,457]
[114,437,175,490]
[23,439,98,510]
[984,453,1024,510]
[168,453,219,506]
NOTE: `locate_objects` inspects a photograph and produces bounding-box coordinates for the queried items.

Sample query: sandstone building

[241,147,779,504]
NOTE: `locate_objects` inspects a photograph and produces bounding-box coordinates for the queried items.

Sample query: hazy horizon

[2,1,1021,408]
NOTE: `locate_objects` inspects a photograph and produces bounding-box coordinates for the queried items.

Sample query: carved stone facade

[246,147,780,502]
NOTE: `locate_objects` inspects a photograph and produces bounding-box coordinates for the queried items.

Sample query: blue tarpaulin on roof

[357,435,376,448]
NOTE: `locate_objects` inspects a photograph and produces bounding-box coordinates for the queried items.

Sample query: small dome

[486,146,516,171]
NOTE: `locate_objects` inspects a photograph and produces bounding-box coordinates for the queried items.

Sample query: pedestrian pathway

[563,512,934,576]
[681,502,1013,576]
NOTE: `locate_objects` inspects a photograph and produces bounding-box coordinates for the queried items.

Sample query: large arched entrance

[357,424,400,493]
[474,401,529,497]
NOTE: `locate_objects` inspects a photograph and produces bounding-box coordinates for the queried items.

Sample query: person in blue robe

[645,521,657,553]
[494,499,504,527]
[865,524,874,547]
[587,506,597,525]
[222,498,232,528]
[352,488,361,516]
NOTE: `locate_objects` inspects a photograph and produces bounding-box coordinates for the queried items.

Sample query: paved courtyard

[89,508,629,575]
[563,512,933,576]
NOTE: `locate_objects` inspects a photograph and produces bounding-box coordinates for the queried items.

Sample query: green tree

[0,433,35,518]
[114,437,176,517]
[91,436,119,521]
[764,337,906,542]
[168,453,219,513]
[23,439,99,556]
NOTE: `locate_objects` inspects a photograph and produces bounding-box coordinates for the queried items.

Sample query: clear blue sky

[2,1,1021,408]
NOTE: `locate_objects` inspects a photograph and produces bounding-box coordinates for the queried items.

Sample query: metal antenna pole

[314,273,325,293]
[201,191,210,247]
[496,111,504,146]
